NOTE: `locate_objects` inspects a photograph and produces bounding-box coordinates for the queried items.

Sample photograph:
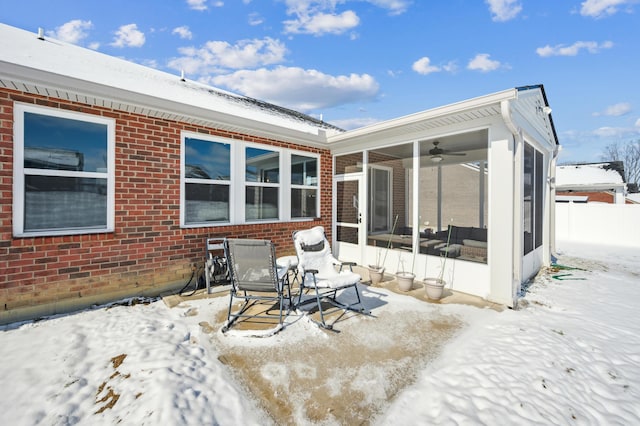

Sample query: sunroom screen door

[333,174,364,262]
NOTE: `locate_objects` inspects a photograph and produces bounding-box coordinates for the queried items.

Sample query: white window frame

[179,132,320,227]
[242,143,282,223]
[180,132,234,227]
[12,103,115,237]
[289,151,320,219]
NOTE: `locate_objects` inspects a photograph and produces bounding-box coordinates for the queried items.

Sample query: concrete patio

[162,265,502,424]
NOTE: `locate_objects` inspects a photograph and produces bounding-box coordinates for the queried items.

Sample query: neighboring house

[0,23,559,324]
[555,162,628,204]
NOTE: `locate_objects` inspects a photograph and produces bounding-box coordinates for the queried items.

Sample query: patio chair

[222,238,291,333]
[204,237,230,294]
[292,226,367,330]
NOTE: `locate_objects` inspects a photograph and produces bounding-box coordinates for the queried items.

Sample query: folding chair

[222,239,291,333]
[204,237,229,294]
[292,226,367,330]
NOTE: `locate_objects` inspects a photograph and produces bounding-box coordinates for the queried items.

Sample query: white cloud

[248,13,264,26]
[467,53,502,72]
[111,24,145,48]
[47,20,93,44]
[593,102,632,117]
[636,118,640,127]
[592,126,632,138]
[366,0,411,15]
[168,37,287,74]
[580,0,634,18]
[187,0,208,11]
[281,0,410,36]
[442,61,458,73]
[284,10,360,35]
[172,26,193,40]
[209,66,379,111]
[536,40,614,57]
[412,57,441,75]
[486,0,523,22]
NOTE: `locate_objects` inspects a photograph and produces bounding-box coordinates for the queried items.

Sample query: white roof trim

[328,88,518,145]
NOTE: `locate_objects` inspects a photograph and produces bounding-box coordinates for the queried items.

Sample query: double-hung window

[291,154,318,218]
[13,104,115,237]
[245,147,280,221]
[182,135,232,225]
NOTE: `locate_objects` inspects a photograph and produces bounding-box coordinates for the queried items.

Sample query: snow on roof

[0,23,340,139]
[556,162,625,186]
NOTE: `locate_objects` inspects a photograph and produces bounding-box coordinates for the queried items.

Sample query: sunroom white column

[488,131,517,307]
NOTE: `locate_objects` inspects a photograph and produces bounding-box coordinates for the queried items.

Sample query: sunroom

[327,86,559,307]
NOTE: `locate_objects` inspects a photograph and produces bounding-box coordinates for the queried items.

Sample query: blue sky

[3,0,639,164]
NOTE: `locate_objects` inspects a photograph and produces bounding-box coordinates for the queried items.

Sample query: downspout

[549,145,560,257]
[501,100,523,307]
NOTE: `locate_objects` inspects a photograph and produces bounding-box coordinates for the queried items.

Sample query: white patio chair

[292,226,367,330]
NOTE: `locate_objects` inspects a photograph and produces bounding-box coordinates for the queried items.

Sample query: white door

[333,174,365,263]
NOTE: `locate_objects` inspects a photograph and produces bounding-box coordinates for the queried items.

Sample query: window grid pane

[185,183,230,224]
[291,154,317,186]
[185,138,231,180]
[24,112,108,172]
[24,175,107,231]
[291,188,317,218]
[246,147,279,183]
[246,186,279,220]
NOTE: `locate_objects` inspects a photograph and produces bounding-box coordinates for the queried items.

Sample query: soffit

[327,89,516,152]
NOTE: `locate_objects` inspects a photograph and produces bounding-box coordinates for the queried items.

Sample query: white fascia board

[1,61,331,149]
[327,88,518,144]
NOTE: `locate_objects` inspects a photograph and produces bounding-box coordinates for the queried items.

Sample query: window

[13,104,115,236]
[524,143,545,255]
[180,132,318,226]
[291,154,318,218]
[183,137,231,225]
[245,147,279,220]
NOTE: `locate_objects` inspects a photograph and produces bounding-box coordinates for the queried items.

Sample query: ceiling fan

[428,141,466,162]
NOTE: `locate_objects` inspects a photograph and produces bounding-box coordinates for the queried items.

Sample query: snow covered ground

[1,241,639,425]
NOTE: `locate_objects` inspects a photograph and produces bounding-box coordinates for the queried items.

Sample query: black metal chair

[222,239,291,333]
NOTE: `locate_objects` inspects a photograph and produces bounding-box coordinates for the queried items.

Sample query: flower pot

[396,272,415,291]
[368,266,385,285]
[423,278,445,300]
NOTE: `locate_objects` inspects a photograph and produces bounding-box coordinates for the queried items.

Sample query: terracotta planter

[424,278,445,300]
[396,272,415,291]
[368,266,385,285]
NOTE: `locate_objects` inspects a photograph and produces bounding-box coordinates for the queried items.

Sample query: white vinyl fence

[555,202,640,247]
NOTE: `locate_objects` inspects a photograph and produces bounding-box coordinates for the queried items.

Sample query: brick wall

[0,88,332,313]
